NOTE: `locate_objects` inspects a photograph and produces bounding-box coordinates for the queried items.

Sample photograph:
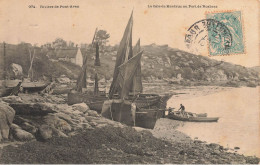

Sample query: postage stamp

[206,11,244,56]
[184,19,232,55]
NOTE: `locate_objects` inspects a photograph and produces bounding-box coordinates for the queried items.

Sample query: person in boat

[178,104,185,116]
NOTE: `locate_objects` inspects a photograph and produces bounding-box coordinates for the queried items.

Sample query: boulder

[72,103,90,113]
[52,127,68,138]
[37,125,53,141]
[72,110,83,116]
[56,75,71,84]
[1,96,24,104]
[10,124,35,141]
[9,103,56,116]
[85,115,97,122]
[10,63,23,78]
[87,110,100,117]
[52,104,75,114]
[0,103,15,141]
[43,94,66,104]
[44,114,71,132]
[56,112,73,124]
[19,122,37,134]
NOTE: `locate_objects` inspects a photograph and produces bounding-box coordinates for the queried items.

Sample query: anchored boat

[100,11,172,129]
[168,111,219,122]
[67,12,169,116]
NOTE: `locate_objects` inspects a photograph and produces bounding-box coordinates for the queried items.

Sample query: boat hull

[101,99,162,129]
[68,92,107,113]
[168,112,219,122]
[67,92,167,113]
[135,109,165,129]
[22,82,49,93]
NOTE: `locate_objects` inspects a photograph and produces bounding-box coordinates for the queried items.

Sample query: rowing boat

[168,111,219,122]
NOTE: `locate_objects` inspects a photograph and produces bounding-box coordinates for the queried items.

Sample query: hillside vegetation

[140,45,259,86]
[1,43,259,87]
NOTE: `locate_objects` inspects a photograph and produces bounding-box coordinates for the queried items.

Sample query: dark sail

[109,11,133,98]
[116,51,143,99]
[131,39,143,94]
[94,73,99,95]
[76,56,88,92]
[95,42,100,66]
[132,39,140,55]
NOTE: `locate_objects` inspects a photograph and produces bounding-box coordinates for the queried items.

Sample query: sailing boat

[20,47,50,93]
[68,12,172,118]
[68,32,109,112]
[100,11,172,129]
[0,42,49,96]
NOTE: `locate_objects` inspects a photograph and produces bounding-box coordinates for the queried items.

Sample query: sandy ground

[0,85,259,163]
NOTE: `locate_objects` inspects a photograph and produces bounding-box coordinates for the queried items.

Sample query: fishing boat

[4,79,49,93]
[67,40,108,112]
[168,111,219,122]
[21,81,50,93]
[67,21,169,114]
[68,91,165,113]
[100,11,170,129]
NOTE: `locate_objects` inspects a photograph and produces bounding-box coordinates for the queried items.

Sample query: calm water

[167,87,260,157]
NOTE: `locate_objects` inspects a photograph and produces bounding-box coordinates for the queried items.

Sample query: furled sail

[109,11,133,98]
[131,39,143,94]
[116,51,143,99]
[76,56,88,92]
[94,73,99,95]
[95,42,100,66]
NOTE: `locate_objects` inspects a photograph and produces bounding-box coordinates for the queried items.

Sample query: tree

[94,30,110,49]
[52,38,67,49]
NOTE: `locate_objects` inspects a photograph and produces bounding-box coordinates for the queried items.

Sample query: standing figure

[178,104,185,116]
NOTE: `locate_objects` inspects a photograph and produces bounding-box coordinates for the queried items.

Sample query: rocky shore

[0,93,259,164]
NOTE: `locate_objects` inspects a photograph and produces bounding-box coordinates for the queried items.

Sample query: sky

[0,0,259,67]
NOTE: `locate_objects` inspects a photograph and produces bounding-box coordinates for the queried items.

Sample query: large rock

[9,103,56,116]
[0,103,15,141]
[72,103,90,113]
[19,122,37,134]
[0,96,24,104]
[87,110,100,117]
[36,114,71,141]
[56,75,71,84]
[10,124,35,141]
[55,112,73,124]
[43,114,71,132]
[10,63,23,78]
[37,125,53,141]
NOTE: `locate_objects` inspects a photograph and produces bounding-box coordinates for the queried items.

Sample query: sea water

[167,87,260,157]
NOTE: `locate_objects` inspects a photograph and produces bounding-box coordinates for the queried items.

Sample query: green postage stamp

[206,11,244,56]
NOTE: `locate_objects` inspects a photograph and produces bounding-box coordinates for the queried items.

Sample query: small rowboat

[168,111,219,122]
[186,112,207,117]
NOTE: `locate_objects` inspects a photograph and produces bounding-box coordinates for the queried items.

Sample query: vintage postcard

[0,0,259,164]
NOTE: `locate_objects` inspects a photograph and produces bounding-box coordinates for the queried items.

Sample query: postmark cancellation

[185,11,244,56]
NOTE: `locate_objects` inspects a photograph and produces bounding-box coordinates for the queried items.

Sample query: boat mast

[95,42,100,66]
[94,73,99,95]
[93,27,100,95]
[3,42,6,80]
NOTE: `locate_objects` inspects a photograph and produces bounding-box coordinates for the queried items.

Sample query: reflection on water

[167,87,260,157]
